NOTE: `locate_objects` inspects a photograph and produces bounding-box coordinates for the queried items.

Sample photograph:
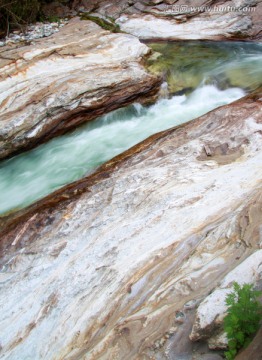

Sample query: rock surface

[0,91,261,359]
[2,1,261,45]
[235,326,262,360]
[117,11,254,40]
[0,18,160,160]
[190,250,262,343]
[75,0,262,40]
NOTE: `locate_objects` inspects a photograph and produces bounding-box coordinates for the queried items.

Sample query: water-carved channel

[0,41,261,215]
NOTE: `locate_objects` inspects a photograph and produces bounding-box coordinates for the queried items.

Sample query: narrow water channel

[0,41,261,215]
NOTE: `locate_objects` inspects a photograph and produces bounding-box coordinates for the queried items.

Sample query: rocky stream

[0,1,261,359]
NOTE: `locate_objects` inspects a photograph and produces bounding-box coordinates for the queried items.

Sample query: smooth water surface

[0,41,261,214]
[147,41,262,93]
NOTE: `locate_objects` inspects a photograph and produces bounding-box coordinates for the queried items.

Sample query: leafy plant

[224,282,262,360]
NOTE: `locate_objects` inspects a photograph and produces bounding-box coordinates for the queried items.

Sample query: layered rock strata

[190,251,262,348]
[0,18,160,160]
[73,0,262,40]
[0,91,261,359]
[2,1,262,46]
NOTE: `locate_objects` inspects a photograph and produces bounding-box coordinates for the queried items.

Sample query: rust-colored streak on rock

[1,90,260,233]
[113,0,262,41]
[0,90,261,358]
[0,18,161,160]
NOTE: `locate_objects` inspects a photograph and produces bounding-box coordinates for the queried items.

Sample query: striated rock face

[190,251,262,344]
[72,0,262,40]
[0,18,160,160]
[33,1,262,41]
[0,91,261,359]
[117,12,254,40]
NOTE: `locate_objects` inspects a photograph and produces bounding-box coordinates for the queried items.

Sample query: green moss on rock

[80,14,121,33]
[145,41,230,95]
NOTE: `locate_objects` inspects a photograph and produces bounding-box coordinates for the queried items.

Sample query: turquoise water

[0,42,261,215]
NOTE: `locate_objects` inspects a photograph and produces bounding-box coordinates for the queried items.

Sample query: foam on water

[0,85,245,214]
[1,41,261,214]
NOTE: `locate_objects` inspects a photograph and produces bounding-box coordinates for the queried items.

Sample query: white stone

[208,332,228,350]
[0,94,261,359]
[190,251,262,341]
[116,13,252,40]
[0,18,157,160]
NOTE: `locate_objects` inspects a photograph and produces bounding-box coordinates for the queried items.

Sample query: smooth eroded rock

[190,250,262,343]
[117,12,252,40]
[0,18,160,160]
[0,90,261,359]
[44,1,262,41]
[115,0,262,40]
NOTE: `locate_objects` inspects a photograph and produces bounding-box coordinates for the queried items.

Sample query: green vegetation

[0,0,71,36]
[224,282,262,360]
[80,14,121,33]
[0,0,121,37]
[0,0,40,36]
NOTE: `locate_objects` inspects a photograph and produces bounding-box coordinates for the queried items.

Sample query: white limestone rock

[116,13,252,40]
[190,250,262,342]
[0,92,261,359]
[0,17,159,160]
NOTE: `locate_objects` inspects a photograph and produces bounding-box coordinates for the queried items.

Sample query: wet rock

[0,18,160,160]
[0,91,261,359]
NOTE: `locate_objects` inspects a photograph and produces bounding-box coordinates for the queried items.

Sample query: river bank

[1,39,261,215]
[0,89,261,359]
[0,18,161,161]
[0,2,261,359]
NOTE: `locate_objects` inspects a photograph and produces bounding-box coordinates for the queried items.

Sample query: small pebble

[169,327,177,333]
[184,299,197,310]
[0,19,69,46]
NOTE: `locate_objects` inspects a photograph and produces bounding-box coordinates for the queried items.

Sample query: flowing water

[0,41,261,215]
